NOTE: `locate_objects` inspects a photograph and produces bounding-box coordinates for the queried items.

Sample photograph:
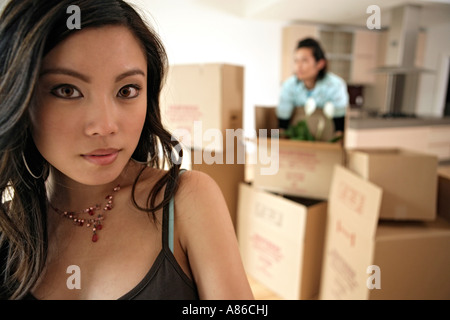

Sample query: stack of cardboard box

[238,106,450,300]
[237,106,344,300]
[319,150,450,299]
[160,63,246,228]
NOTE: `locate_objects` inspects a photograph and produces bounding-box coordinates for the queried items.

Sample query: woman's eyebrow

[40,68,91,82]
[39,68,146,83]
[115,69,146,82]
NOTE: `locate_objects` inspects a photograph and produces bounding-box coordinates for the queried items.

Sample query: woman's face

[30,25,148,185]
[293,47,325,82]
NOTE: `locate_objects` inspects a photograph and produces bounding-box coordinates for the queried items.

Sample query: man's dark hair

[296,37,327,80]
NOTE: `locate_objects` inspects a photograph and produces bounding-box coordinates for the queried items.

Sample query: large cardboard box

[319,165,450,300]
[346,148,438,221]
[252,106,344,200]
[253,138,344,200]
[237,183,327,300]
[161,63,244,152]
[190,142,245,229]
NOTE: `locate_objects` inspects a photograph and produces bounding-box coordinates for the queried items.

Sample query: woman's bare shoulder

[175,170,226,210]
[177,169,219,192]
[173,169,254,299]
[174,168,233,244]
[131,167,221,207]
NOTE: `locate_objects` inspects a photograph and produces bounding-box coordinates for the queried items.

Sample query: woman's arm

[174,170,254,300]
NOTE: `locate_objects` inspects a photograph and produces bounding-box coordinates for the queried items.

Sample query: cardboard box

[190,142,246,229]
[161,63,244,152]
[437,165,450,222]
[252,138,344,200]
[346,148,438,221]
[254,105,336,141]
[254,106,278,137]
[237,183,327,300]
[319,165,450,300]
[252,106,344,200]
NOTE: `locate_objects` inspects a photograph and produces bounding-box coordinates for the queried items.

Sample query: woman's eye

[118,85,140,99]
[51,85,83,99]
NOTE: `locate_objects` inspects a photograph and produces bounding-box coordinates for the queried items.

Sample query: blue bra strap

[168,195,175,253]
[168,169,187,253]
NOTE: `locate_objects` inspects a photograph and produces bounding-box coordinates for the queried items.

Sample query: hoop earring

[131,152,159,166]
[131,158,149,165]
[22,151,44,179]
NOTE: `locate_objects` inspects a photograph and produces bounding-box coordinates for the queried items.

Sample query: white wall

[129,0,287,137]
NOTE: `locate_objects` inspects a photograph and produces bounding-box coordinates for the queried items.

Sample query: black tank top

[23,171,200,300]
[118,172,199,300]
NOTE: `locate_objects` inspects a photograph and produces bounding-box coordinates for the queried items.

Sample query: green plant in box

[285,120,315,141]
[285,119,343,143]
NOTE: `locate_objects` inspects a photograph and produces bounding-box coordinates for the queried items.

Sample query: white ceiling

[194,0,450,27]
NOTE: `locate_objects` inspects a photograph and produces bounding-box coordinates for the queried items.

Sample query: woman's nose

[83,96,119,137]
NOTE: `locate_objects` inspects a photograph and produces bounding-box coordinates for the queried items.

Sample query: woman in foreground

[0,0,254,300]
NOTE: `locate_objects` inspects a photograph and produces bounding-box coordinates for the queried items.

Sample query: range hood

[373,4,434,117]
[375,4,431,74]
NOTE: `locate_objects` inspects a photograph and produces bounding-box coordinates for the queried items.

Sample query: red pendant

[92,233,98,242]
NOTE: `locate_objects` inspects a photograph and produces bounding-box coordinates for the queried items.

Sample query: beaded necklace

[49,185,121,242]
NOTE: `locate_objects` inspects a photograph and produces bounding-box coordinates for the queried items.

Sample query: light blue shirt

[277,72,349,120]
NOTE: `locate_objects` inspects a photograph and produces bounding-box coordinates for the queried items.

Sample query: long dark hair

[296,37,328,81]
[0,0,182,299]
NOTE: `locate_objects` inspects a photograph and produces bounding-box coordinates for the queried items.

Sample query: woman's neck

[46,181,118,214]
[45,167,129,212]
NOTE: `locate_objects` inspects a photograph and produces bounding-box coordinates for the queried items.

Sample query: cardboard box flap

[251,186,309,241]
[238,183,310,248]
[237,182,327,299]
[329,165,382,239]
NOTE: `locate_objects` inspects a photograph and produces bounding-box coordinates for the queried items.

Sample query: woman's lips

[82,149,120,166]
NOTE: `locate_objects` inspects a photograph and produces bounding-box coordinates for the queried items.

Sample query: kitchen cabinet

[320,29,354,84]
[415,30,426,68]
[350,30,380,85]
